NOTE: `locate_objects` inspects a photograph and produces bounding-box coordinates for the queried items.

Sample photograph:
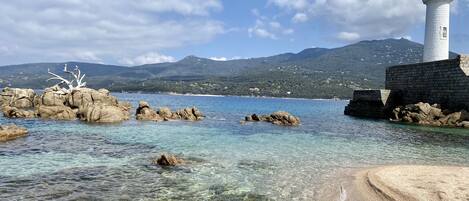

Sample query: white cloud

[338,32,361,41]
[0,0,224,65]
[270,0,426,42]
[120,52,176,66]
[249,28,278,40]
[270,21,282,29]
[283,29,295,35]
[209,57,228,61]
[248,12,294,40]
[292,13,308,23]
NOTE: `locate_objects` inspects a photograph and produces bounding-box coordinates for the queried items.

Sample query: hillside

[0,38,458,99]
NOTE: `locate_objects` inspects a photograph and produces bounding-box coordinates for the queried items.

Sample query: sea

[1,93,469,200]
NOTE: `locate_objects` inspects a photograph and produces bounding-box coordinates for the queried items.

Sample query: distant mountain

[0,39,459,99]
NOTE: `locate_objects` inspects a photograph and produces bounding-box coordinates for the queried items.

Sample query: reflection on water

[1,93,469,200]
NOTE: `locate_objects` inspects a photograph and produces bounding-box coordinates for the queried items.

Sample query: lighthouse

[422,0,453,62]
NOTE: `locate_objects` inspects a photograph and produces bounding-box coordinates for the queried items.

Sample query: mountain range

[0,38,458,99]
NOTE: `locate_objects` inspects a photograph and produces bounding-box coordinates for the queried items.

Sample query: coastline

[340,165,469,201]
[115,90,347,101]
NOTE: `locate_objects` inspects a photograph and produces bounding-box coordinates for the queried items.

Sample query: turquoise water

[1,93,469,200]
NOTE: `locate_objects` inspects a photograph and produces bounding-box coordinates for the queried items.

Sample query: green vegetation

[0,39,458,99]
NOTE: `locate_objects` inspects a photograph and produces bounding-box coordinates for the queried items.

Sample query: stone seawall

[386,55,469,110]
[344,90,392,118]
[345,55,469,118]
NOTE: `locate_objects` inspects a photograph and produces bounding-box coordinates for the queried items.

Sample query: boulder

[0,124,28,142]
[40,87,69,106]
[79,103,129,123]
[244,111,300,126]
[136,101,163,121]
[1,106,36,118]
[68,88,118,109]
[392,103,469,128]
[270,111,301,126]
[153,154,184,166]
[0,88,36,108]
[157,107,173,119]
[172,107,204,121]
[36,105,76,120]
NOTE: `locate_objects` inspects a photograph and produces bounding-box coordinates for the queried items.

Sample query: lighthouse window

[440,26,448,40]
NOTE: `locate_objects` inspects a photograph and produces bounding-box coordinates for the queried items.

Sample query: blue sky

[0,0,467,66]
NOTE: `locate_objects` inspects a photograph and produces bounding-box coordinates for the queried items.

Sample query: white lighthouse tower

[422,0,453,62]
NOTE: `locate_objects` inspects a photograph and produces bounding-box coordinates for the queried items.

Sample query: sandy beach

[346,165,469,201]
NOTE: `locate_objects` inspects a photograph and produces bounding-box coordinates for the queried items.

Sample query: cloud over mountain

[269,0,426,41]
[0,0,224,65]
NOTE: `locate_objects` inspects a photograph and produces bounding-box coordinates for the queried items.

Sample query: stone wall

[344,90,392,118]
[386,55,469,110]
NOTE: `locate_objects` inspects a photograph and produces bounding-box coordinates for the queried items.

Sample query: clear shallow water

[1,93,469,200]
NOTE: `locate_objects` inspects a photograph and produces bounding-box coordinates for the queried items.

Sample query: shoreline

[114,90,348,101]
[338,165,469,201]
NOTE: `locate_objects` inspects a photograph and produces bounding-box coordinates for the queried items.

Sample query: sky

[0,0,468,66]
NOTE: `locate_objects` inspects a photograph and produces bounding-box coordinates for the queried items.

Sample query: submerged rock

[153,154,184,166]
[0,124,28,142]
[244,111,300,126]
[391,102,469,128]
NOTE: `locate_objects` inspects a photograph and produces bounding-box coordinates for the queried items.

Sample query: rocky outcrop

[392,102,469,128]
[71,88,130,123]
[36,105,76,120]
[1,86,131,123]
[0,124,28,142]
[172,107,204,121]
[244,111,301,126]
[40,86,69,106]
[2,106,36,118]
[152,154,184,166]
[79,103,130,123]
[0,88,36,108]
[136,101,163,121]
[136,101,204,122]
[68,88,118,108]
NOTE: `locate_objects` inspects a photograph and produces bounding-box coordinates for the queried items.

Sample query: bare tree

[47,64,87,93]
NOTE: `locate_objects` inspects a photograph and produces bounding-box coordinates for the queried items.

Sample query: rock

[172,107,204,121]
[36,105,76,120]
[270,111,301,126]
[2,106,36,118]
[136,101,162,121]
[153,154,184,166]
[68,88,118,109]
[391,102,469,128]
[40,87,69,106]
[157,107,173,119]
[244,111,300,126]
[67,88,130,123]
[457,121,469,128]
[0,124,28,142]
[0,88,36,108]
[79,103,130,123]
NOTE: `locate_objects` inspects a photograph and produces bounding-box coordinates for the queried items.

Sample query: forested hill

[0,38,458,99]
